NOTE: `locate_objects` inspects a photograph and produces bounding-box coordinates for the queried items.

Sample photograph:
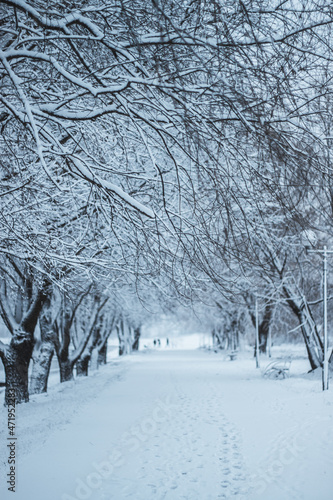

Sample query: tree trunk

[132,327,141,351]
[76,356,89,377]
[30,341,54,394]
[97,341,107,366]
[212,327,224,349]
[230,317,238,351]
[0,277,48,404]
[258,305,273,354]
[259,329,268,354]
[249,301,273,354]
[298,309,322,370]
[119,342,125,356]
[76,314,103,376]
[283,288,323,370]
[30,299,55,394]
[329,349,333,370]
[58,357,74,382]
[117,320,125,356]
[2,332,34,405]
[55,292,108,379]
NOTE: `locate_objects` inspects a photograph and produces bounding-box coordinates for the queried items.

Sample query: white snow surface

[0,347,333,500]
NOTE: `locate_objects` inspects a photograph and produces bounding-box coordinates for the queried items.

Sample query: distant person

[153,339,157,346]
[166,338,169,347]
[157,338,161,347]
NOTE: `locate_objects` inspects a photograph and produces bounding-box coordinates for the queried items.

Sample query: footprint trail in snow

[97,352,249,500]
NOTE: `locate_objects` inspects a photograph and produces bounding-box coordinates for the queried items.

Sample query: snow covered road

[0,349,332,500]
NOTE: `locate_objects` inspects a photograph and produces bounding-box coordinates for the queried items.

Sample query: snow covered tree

[0,257,49,404]
[30,291,57,394]
[54,287,108,382]
[3,0,333,401]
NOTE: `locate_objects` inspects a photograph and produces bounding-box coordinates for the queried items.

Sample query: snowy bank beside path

[0,349,332,500]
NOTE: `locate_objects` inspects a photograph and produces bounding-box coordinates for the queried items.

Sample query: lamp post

[255,297,260,368]
[306,245,333,391]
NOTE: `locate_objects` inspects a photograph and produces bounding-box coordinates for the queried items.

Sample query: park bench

[263,359,291,379]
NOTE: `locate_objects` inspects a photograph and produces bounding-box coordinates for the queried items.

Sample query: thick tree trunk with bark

[55,331,75,382]
[258,303,273,354]
[97,341,107,365]
[58,356,74,382]
[2,332,34,405]
[329,349,333,368]
[117,318,127,356]
[0,274,48,405]
[297,309,322,371]
[284,287,323,371]
[118,341,125,356]
[76,356,89,377]
[259,328,268,354]
[132,327,141,351]
[30,298,55,394]
[94,312,117,366]
[76,316,103,376]
[54,302,76,383]
[30,341,54,394]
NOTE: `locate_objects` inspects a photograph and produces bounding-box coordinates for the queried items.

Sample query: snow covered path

[0,349,333,500]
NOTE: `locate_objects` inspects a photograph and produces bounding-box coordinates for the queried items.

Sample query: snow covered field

[0,347,332,500]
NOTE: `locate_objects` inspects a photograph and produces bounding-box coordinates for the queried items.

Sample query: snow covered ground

[0,346,332,500]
